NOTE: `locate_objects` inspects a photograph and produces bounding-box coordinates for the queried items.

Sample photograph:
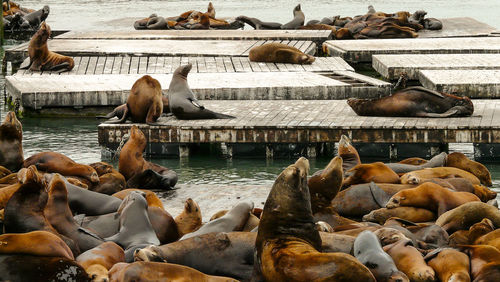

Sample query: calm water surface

[2,0,500,192]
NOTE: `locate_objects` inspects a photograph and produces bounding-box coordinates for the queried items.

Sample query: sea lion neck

[257,157,321,251]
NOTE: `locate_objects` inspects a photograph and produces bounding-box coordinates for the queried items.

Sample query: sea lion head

[374,227,410,246]
[257,157,321,250]
[133,245,166,262]
[1,111,22,140]
[89,162,114,176]
[47,173,67,196]
[129,125,147,150]
[41,5,50,21]
[86,264,109,282]
[174,198,202,236]
[401,173,420,184]
[38,21,51,39]
[174,63,192,79]
[385,195,405,209]
[117,190,148,217]
[309,156,343,203]
[293,4,301,15]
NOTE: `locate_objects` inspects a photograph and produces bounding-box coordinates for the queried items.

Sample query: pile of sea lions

[3,1,50,32]
[133,2,243,30]
[237,4,442,39]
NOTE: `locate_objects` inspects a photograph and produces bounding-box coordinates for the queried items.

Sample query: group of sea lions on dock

[135,2,442,39]
[2,1,50,32]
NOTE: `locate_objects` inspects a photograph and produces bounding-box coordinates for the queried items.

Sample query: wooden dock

[5,39,317,63]
[323,37,500,63]
[419,69,500,98]
[14,56,353,76]
[98,99,500,158]
[417,17,497,38]
[372,54,500,80]
[6,71,390,112]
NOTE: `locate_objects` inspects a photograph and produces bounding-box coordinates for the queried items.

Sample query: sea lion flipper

[417,108,460,118]
[368,181,392,208]
[106,105,130,124]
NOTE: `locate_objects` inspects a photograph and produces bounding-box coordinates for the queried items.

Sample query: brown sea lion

[254,157,376,281]
[24,151,99,184]
[76,242,125,282]
[401,167,481,185]
[343,162,400,187]
[386,182,480,216]
[0,231,74,260]
[399,157,428,165]
[348,86,474,117]
[23,21,74,72]
[174,198,202,237]
[354,230,409,282]
[446,152,492,186]
[436,202,500,234]
[0,183,20,209]
[113,188,164,210]
[459,245,500,281]
[474,184,497,202]
[424,248,470,282]
[0,112,24,172]
[88,162,126,195]
[109,261,237,282]
[374,227,411,246]
[474,228,500,251]
[383,238,435,282]
[97,97,170,121]
[448,218,495,246]
[108,75,163,125]
[281,4,305,29]
[118,125,177,190]
[363,207,436,224]
[249,42,315,64]
[338,134,361,173]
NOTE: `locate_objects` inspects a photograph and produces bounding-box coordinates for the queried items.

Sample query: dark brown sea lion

[343,162,400,187]
[363,207,436,224]
[423,18,442,30]
[348,86,474,117]
[23,21,74,72]
[254,157,376,281]
[436,202,500,234]
[281,4,305,29]
[146,16,169,29]
[133,13,157,30]
[76,242,125,282]
[44,173,104,253]
[118,125,177,190]
[0,112,23,173]
[424,248,470,282]
[108,261,237,282]
[108,75,163,125]
[20,5,49,30]
[446,152,492,186]
[355,22,418,39]
[354,230,409,282]
[448,218,495,246]
[168,64,235,119]
[0,230,74,260]
[383,238,436,282]
[249,42,315,64]
[105,191,160,262]
[401,167,481,185]
[24,151,99,184]
[386,182,480,216]
[97,97,170,121]
[338,134,361,174]
[174,198,202,237]
[88,162,126,195]
[235,16,282,29]
[181,201,253,240]
[0,254,89,282]
[459,245,500,281]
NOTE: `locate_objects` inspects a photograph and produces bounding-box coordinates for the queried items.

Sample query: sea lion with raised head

[281,4,305,29]
[168,64,235,119]
[249,42,315,64]
[24,21,74,72]
[174,198,202,237]
[348,86,474,117]
[446,152,492,186]
[253,157,376,281]
[0,112,24,172]
[337,134,361,173]
[20,5,49,30]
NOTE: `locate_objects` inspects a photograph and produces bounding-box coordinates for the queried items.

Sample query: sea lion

[399,157,428,165]
[108,75,163,125]
[401,167,481,185]
[343,162,400,188]
[253,157,376,281]
[281,4,305,29]
[105,191,160,262]
[0,254,89,282]
[108,261,237,282]
[112,188,164,210]
[24,151,99,184]
[436,201,500,234]
[235,15,282,30]
[249,42,315,64]
[44,173,104,253]
[383,238,435,282]
[88,162,126,195]
[385,152,447,174]
[308,156,343,213]
[386,182,480,216]
[424,248,470,282]
[181,201,253,240]
[20,5,49,30]
[363,207,436,224]
[374,227,411,246]
[118,125,177,190]
[446,152,492,186]
[459,245,500,281]
[146,15,168,29]
[348,86,474,117]
[474,228,500,251]
[448,218,495,246]
[387,219,449,249]
[133,13,157,29]
[174,198,202,237]
[0,112,24,172]
[474,184,497,202]
[23,21,74,72]
[354,230,409,282]
[337,134,361,174]
[168,64,235,119]
[0,231,74,260]
[76,242,125,282]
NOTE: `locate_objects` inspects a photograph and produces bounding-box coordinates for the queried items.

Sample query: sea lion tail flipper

[96,111,118,119]
[212,111,236,119]
[106,105,130,124]
[417,108,461,118]
[369,181,393,208]
[422,152,447,168]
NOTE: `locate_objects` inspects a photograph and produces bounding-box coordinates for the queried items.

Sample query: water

[2,0,500,192]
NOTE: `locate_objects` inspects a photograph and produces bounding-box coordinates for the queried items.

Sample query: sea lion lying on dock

[249,42,315,64]
[347,86,474,117]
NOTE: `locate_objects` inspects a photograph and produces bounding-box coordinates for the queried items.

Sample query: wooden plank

[76,56,89,75]
[65,57,82,75]
[139,57,148,73]
[87,57,98,75]
[155,57,165,74]
[103,56,114,74]
[120,56,131,74]
[129,57,140,74]
[94,56,106,75]
[111,56,123,74]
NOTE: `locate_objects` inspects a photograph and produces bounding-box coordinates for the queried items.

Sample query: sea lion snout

[386,196,404,208]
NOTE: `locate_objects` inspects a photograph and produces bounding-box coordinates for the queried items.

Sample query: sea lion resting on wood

[347,86,473,117]
[249,42,315,64]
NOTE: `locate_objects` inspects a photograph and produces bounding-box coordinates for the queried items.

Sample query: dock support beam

[179,145,190,158]
[220,143,233,159]
[266,145,274,159]
[307,144,317,158]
